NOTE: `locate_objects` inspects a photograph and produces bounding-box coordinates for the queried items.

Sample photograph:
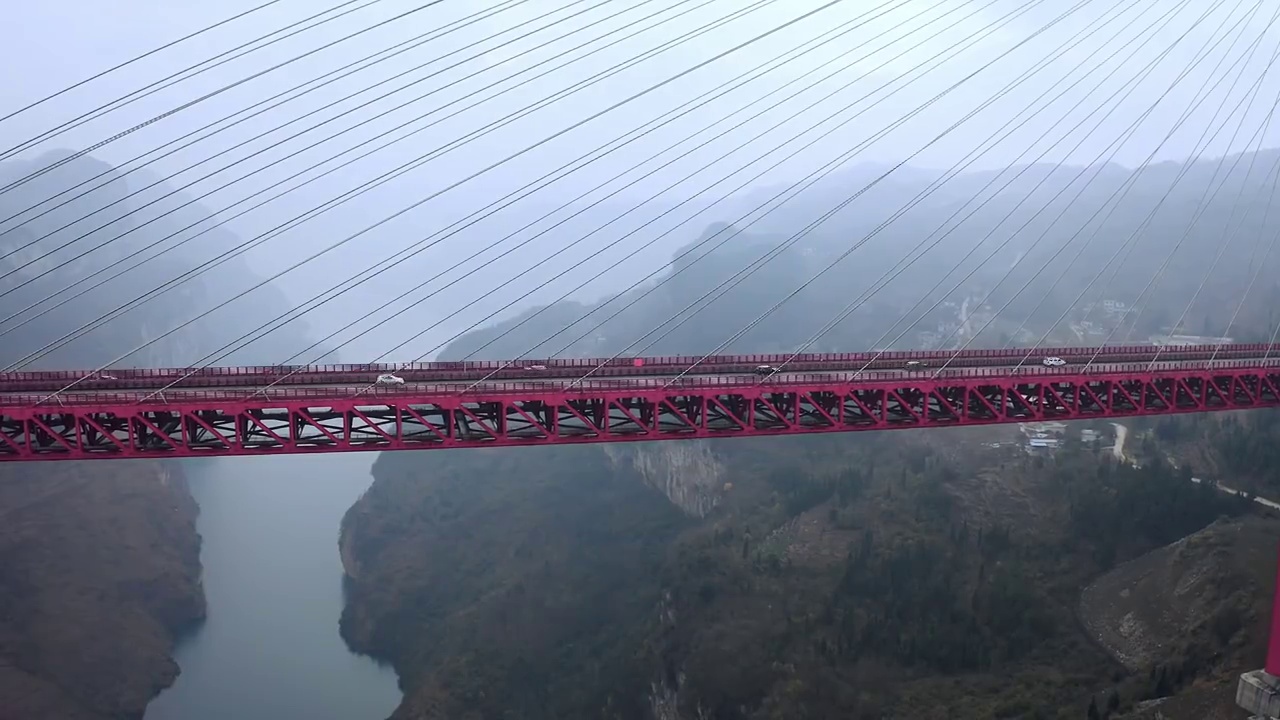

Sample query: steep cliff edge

[0,460,204,720]
[331,145,1280,717]
[339,446,688,719]
[0,148,330,717]
[603,442,725,519]
[338,428,1267,719]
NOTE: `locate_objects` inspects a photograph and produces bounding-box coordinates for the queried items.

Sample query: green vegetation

[1055,450,1253,565]
[348,145,1280,718]
[340,447,689,719]
[341,425,1261,719]
[339,145,1280,717]
[1154,411,1280,497]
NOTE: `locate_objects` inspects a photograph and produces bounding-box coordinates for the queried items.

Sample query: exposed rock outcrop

[1078,515,1278,719]
[1079,515,1275,672]
[604,442,723,518]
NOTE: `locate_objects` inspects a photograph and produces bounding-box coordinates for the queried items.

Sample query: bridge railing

[1,342,1276,385]
[2,359,1277,407]
[2,344,1278,392]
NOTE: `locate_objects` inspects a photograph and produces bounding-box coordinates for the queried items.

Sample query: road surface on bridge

[2,357,1278,406]
[2,342,1278,399]
[2,349,1277,464]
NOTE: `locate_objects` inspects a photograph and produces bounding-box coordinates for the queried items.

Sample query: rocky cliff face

[0,460,204,720]
[338,445,688,720]
[0,148,327,719]
[1080,516,1274,670]
[603,441,724,518]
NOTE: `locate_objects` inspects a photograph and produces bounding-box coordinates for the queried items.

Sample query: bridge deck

[1,343,1275,392]
[2,361,1276,461]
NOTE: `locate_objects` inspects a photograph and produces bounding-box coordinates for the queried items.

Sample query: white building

[1149,334,1234,347]
[1027,433,1060,449]
[1020,421,1068,436]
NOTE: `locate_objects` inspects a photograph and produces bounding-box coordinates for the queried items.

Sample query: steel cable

[0,0,654,279]
[356,0,1012,366]
[0,0,415,177]
[0,0,285,126]
[180,0,936,383]
[1033,7,1271,350]
[1004,36,1280,373]
[145,0,1095,399]
[956,28,1279,378]
[0,0,534,234]
[453,0,1099,391]
[32,0,848,398]
[831,0,1254,377]
[189,0,1093,401]
[0,0,763,349]
[666,0,1226,384]
[1150,99,1280,368]
[1071,16,1279,368]
[1127,81,1280,362]
[561,0,1102,389]
[762,0,1211,376]
[1208,137,1280,362]
[1264,276,1280,361]
[929,2,1273,378]
[420,0,1065,386]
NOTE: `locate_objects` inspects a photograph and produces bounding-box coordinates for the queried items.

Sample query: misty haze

[2,0,1280,718]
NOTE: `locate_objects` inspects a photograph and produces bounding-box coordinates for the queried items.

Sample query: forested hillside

[437,149,1280,362]
[340,149,1280,719]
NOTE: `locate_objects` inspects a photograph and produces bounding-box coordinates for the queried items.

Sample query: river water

[146,452,402,720]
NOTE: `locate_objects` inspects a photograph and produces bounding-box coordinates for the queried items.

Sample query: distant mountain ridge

[0,148,337,720]
[339,146,1280,719]
[0,150,335,370]
[435,148,1280,361]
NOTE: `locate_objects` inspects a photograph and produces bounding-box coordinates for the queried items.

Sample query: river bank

[0,459,205,720]
[147,453,401,720]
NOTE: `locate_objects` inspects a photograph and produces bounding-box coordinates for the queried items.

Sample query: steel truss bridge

[2,343,1279,462]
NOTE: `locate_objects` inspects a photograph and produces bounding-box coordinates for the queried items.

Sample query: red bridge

[2,343,1277,463]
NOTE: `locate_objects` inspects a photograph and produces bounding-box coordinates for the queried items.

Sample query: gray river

[146,452,402,720]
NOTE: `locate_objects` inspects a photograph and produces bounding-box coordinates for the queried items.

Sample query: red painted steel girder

[2,343,1276,392]
[2,363,1277,462]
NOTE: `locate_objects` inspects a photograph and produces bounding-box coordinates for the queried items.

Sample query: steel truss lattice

[2,365,1276,461]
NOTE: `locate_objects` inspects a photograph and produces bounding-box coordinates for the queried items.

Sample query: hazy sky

[2,0,1279,363]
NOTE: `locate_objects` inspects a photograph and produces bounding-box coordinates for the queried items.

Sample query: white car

[904,360,924,369]
[1042,356,1067,367]
[754,364,779,375]
[524,364,548,371]
[376,373,406,386]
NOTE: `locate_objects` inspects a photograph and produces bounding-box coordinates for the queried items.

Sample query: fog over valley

[2,1,1280,718]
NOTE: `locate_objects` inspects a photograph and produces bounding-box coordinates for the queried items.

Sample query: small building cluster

[1149,334,1234,346]
[1019,421,1068,451]
[1016,422,1103,453]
